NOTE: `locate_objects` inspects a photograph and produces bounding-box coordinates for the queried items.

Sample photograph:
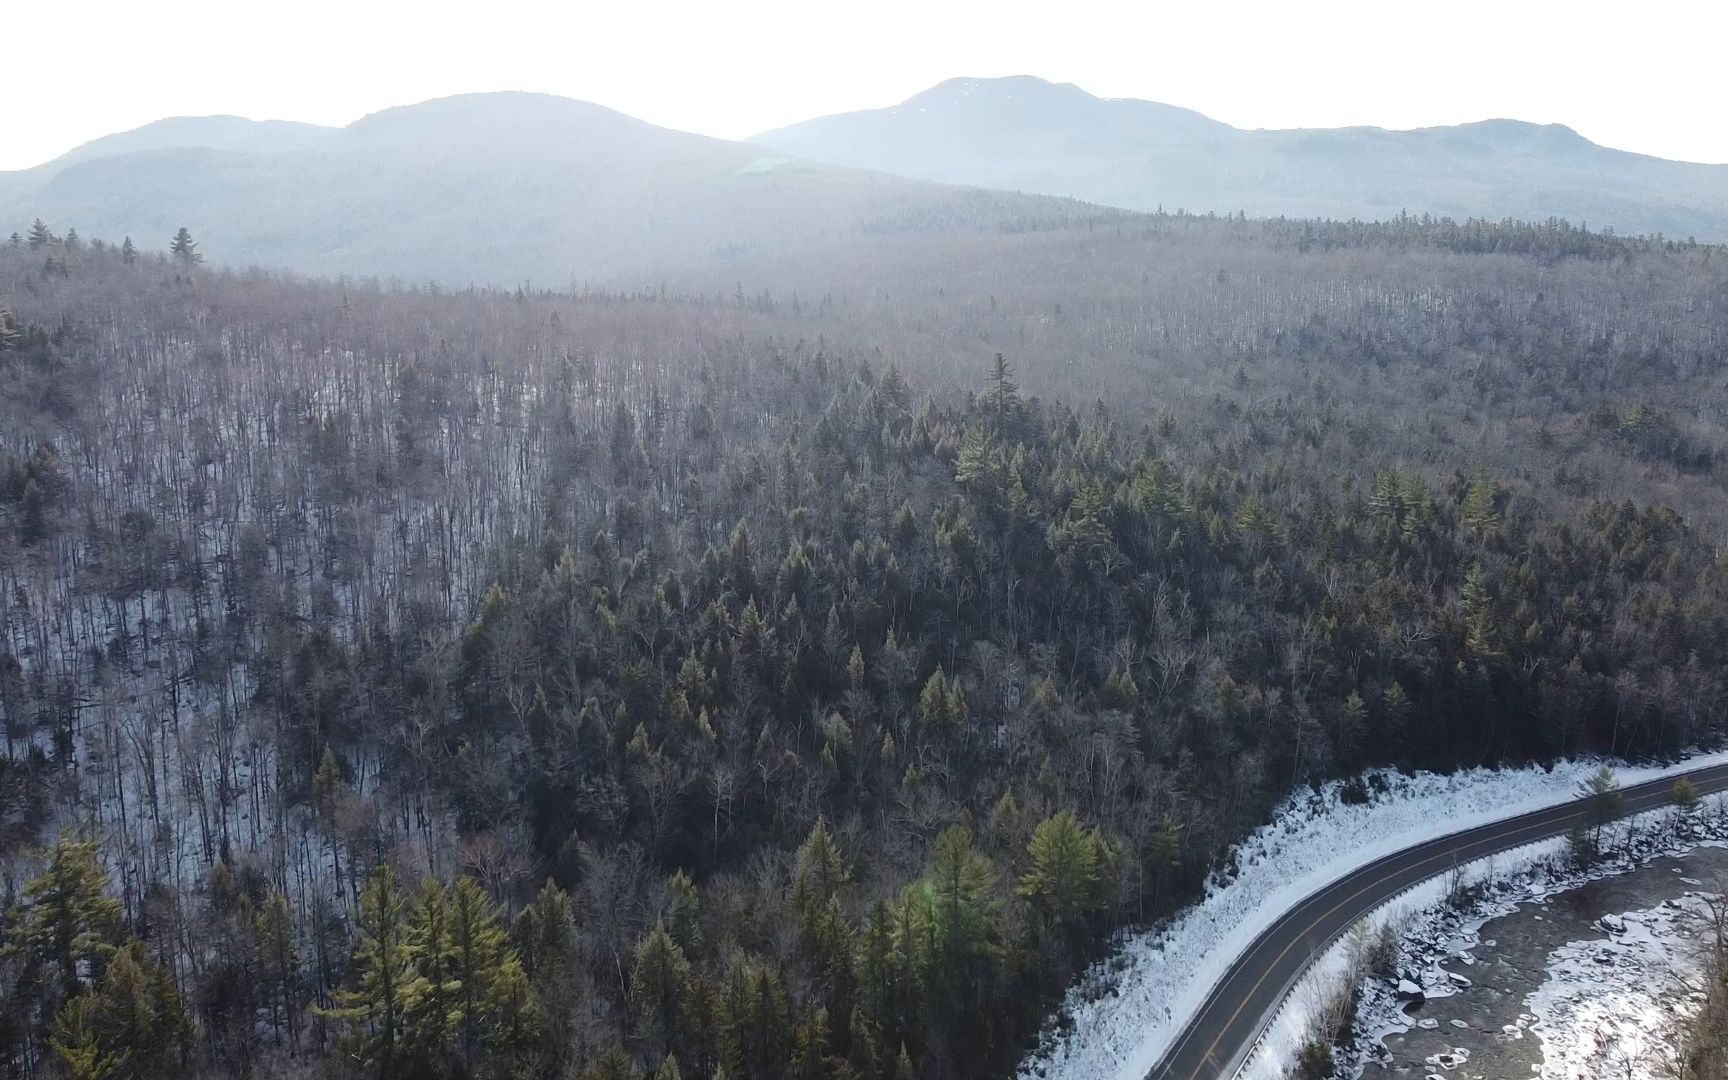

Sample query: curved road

[1151,761,1728,1080]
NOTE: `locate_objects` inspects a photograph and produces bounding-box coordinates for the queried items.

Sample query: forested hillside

[0,92,1115,287]
[755,75,1728,242]
[2,220,1727,1080]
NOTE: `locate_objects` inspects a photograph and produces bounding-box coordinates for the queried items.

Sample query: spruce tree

[27,218,54,249]
[169,227,203,265]
[322,866,413,1080]
[952,427,996,489]
[402,878,458,1072]
[1019,811,1112,930]
[793,820,850,919]
[4,833,124,997]
[1462,465,1501,537]
[718,958,791,1080]
[916,668,967,734]
[631,923,692,1056]
[88,940,194,1076]
[985,352,1018,423]
[856,900,912,1049]
[664,870,702,955]
[253,891,300,1043]
[120,237,137,266]
[913,826,998,1039]
[47,996,127,1080]
[515,878,574,983]
[788,1007,833,1080]
[447,877,514,1068]
[1461,562,1500,657]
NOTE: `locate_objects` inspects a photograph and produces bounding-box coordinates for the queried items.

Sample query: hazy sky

[6,0,1726,171]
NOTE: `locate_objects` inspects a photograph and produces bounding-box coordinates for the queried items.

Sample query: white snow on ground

[1238,872,1446,1080]
[1247,836,1567,1080]
[1017,751,1728,1080]
[1526,892,1717,1080]
[1340,798,1728,1080]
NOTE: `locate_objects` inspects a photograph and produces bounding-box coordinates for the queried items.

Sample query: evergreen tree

[631,923,693,1056]
[253,891,300,1044]
[4,834,124,998]
[1673,776,1701,813]
[120,237,137,266]
[322,866,414,1080]
[402,878,458,1071]
[516,879,578,1064]
[447,876,519,1068]
[20,478,50,546]
[916,668,968,735]
[952,426,993,489]
[48,996,127,1080]
[515,879,575,983]
[788,1008,834,1080]
[718,958,792,1080]
[1019,812,1112,930]
[664,870,702,956]
[41,938,192,1080]
[1380,681,1412,743]
[1461,562,1500,657]
[793,819,851,918]
[87,940,193,1078]
[1462,465,1501,537]
[985,353,1019,424]
[486,953,540,1066]
[169,227,203,265]
[856,900,913,1052]
[907,826,998,1051]
[584,1047,643,1080]
[27,219,54,249]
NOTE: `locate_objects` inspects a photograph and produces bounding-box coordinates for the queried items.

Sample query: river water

[1365,845,1728,1080]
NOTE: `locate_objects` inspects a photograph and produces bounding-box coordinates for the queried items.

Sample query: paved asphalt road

[1150,760,1728,1080]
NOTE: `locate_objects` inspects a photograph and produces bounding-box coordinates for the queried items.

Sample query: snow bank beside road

[1017,751,1728,1080]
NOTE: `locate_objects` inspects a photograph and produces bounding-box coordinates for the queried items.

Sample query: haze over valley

[7,78,1728,290]
[5,25,1728,1080]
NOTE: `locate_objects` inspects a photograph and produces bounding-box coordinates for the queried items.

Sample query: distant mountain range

[0,92,1096,285]
[5,80,1726,288]
[755,75,1728,241]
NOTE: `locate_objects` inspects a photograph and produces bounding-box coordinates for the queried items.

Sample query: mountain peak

[43,115,334,172]
[892,75,1108,126]
[904,75,1095,105]
[753,79,1728,240]
[346,91,642,138]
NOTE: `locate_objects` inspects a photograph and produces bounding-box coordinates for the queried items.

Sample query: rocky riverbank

[1344,805,1728,1080]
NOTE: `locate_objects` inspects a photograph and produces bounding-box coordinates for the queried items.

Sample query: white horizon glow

[5,0,1725,172]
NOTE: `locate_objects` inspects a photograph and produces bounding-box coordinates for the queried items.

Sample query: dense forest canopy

[1,217,1726,1080]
